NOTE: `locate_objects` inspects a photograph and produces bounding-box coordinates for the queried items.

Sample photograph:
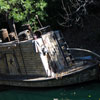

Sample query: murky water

[0,82,100,100]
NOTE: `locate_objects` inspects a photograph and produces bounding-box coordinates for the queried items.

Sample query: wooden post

[0,29,10,42]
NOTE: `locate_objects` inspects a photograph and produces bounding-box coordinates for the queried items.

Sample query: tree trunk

[6,15,18,40]
[8,18,16,33]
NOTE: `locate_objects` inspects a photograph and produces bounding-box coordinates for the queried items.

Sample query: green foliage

[0,0,47,30]
[0,0,10,12]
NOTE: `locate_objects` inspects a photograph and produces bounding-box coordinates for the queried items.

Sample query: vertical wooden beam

[4,53,9,73]
[13,49,21,74]
[19,44,27,74]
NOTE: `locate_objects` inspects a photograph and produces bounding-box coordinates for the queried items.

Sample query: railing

[67,48,100,61]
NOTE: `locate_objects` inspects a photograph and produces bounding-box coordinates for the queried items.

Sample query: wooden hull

[0,31,100,88]
[0,63,99,87]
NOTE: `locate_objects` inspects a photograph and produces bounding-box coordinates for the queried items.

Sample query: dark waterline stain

[0,81,100,100]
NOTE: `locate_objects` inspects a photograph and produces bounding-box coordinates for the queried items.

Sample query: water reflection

[0,82,100,100]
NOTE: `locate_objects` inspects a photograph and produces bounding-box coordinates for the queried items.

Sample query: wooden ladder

[54,31,74,66]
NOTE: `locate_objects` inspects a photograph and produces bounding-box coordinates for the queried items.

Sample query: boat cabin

[0,28,73,78]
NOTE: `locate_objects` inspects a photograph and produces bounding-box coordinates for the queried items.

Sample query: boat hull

[0,63,99,87]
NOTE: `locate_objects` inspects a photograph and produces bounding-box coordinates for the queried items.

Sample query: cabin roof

[0,39,33,48]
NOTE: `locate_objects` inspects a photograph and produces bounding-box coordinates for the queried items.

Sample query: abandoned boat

[0,27,100,87]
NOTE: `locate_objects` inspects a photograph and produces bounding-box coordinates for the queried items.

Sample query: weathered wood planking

[0,40,46,76]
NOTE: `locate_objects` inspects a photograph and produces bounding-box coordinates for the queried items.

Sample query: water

[0,82,100,100]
